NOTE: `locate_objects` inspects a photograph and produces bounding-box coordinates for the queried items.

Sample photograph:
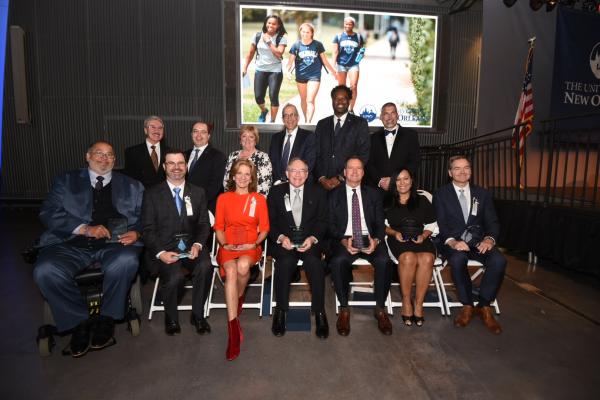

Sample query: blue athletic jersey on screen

[289,40,325,80]
[332,32,362,66]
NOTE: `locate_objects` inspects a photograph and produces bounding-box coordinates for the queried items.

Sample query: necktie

[351,189,364,249]
[281,134,291,179]
[189,148,200,171]
[173,188,186,251]
[334,118,341,136]
[150,145,159,171]
[459,189,469,223]
[292,188,302,227]
[95,176,104,191]
[173,187,182,215]
[385,129,395,136]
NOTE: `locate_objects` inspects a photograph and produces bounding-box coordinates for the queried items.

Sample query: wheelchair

[26,247,143,356]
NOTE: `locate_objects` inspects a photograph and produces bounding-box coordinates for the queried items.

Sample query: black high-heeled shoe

[401,315,414,326]
[412,315,425,327]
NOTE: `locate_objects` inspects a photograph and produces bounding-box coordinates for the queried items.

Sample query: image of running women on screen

[331,16,364,114]
[242,15,288,123]
[287,22,338,124]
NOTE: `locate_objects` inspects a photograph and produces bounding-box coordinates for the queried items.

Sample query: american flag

[512,43,534,165]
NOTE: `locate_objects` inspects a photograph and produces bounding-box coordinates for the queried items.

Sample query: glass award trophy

[174,233,191,259]
[290,226,306,248]
[106,217,128,243]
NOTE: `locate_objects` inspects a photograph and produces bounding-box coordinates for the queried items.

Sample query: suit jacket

[314,114,370,179]
[185,144,227,212]
[328,184,385,242]
[141,181,211,275]
[267,182,327,250]
[123,141,170,188]
[38,169,144,247]
[268,127,316,182]
[433,183,500,245]
[366,125,420,187]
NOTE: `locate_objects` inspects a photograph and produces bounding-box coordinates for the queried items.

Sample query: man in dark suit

[267,158,329,338]
[268,104,316,184]
[142,149,213,335]
[185,120,227,213]
[314,85,370,192]
[124,115,170,188]
[433,155,506,334]
[366,102,420,191]
[328,157,392,336]
[33,141,144,358]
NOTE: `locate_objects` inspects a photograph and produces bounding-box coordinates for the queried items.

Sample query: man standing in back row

[124,115,170,188]
[314,85,370,192]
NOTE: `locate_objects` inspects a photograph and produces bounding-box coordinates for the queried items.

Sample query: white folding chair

[205,228,268,318]
[385,236,446,315]
[334,258,393,315]
[148,211,216,320]
[439,259,501,315]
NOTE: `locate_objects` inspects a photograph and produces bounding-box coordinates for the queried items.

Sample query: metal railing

[418,112,600,209]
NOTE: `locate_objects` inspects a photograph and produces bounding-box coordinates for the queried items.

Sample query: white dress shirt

[187,144,208,169]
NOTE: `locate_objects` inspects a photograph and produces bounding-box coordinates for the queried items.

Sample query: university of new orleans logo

[590,42,600,80]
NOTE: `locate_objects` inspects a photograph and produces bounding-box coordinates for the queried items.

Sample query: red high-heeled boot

[226,318,240,361]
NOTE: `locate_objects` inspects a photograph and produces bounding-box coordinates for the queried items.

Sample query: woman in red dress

[214,159,269,360]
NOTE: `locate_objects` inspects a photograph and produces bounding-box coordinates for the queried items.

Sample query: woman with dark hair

[384,169,437,327]
[242,14,288,123]
[214,159,269,360]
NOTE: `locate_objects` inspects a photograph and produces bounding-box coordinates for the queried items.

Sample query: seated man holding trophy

[141,149,213,336]
[328,157,392,336]
[433,155,506,334]
[267,158,329,338]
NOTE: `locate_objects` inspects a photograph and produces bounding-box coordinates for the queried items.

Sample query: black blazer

[314,114,370,179]
[141,181,210,274]
[366,125,420,187]
[328,184,385,242]
[268,127,316,182]
[124,141,170,188]
[185,144,227,213]
[433,183,500,245]
[267,182,327,246]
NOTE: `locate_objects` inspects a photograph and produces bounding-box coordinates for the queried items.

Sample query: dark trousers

[33,243,141,332]
[254,70,283,106]
[442,247,507,307]
[272,245,325,312]
[157,250,212,322]
[328,242,391,308]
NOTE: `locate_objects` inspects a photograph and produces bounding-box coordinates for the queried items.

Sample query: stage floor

[1,208,599,400]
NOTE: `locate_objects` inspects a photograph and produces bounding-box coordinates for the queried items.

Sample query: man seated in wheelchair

[33,141,144,357]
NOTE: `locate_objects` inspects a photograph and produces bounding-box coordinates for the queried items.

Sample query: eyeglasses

[282,113,298,119]
[165,161,186,167]
[90,151,115,160]
[287,169,308,174]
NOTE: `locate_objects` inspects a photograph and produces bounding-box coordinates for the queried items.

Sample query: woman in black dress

[385,169,436,326]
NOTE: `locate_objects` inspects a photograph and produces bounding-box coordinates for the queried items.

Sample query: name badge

[471,198,478,216]
[184,196,193,216]
[284,193,292,212]
[249,196,257,217]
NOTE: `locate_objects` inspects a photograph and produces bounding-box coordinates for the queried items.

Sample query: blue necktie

[189,148,200,171]
[173,187,182,215]
[173,187,186,252]
[351,189,364,249]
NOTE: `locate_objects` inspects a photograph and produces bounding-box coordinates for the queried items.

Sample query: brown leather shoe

[336,307,350,336]
[476,306,502,334]
[454,305,475,327]
[374,308,393,335]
